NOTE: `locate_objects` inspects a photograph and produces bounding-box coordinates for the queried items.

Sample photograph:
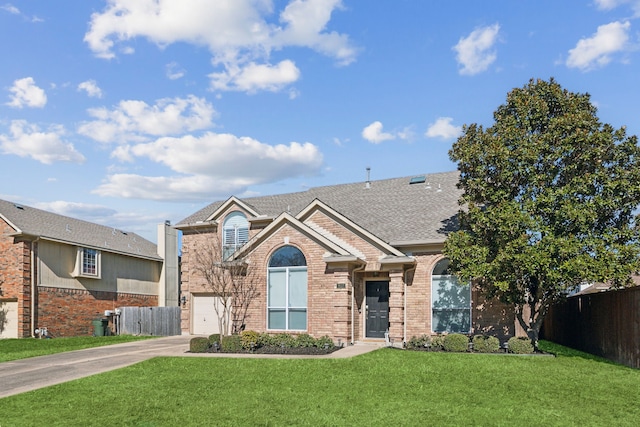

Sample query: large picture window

[267,246,307,331]
[431,258,470,333]
[222,211,249,260]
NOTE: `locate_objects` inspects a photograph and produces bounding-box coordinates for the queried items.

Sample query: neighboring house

[177,171,520,344]
[0,199,179,338]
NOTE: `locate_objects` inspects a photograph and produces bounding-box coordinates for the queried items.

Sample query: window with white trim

[267,245,307,331]
[222,211,249,260]
[72,247,101,279]
[431,258,470,333]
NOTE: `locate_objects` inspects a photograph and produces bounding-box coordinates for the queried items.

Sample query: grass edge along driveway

[0,341,637,426]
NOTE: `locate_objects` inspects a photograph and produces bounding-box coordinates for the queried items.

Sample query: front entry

[365,280,389,338]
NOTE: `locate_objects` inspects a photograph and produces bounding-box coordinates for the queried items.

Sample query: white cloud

[6,77,47,108]
[425,117,462,140]
[77,95,216,143]
[362,121,395,144]
[566,21,630,70]
[453,24,500,76]
[1,4,19,14]
[84,0,356,93]
[209,60,301,92]
[166,62,186,80]
[93,132,324,201]
[0,120,85,164]
[78,80,103,98]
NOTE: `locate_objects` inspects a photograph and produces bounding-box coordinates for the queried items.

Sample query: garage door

[0,301,18,338]
[192,295,230,335]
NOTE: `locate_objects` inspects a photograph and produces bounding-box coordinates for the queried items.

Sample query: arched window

[431,258,470,333]
[267,246,307,331]
[222,211,249,260]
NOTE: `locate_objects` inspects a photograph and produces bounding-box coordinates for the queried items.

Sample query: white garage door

[192,295,230,335]
[0,301,18,339]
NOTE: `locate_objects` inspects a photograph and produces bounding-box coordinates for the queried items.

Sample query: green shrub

[430,335,445,351]
[221,334,243,352]
[189,337,210,353]
[208,334,221,346]
[406,334,431,350]
[295,333,316,348]
[508,336,534,354]
[314,335,334,349]
[240,330,260,350]
[472,335,500,353]
[257,333,275,347]
[272,333,296,348]
[443,333,470,352]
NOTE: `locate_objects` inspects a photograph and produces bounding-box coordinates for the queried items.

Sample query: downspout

[403,262,417,346]
[351,262,366,345]
[30,237,40,337]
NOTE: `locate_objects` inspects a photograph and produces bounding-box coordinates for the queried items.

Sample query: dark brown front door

[366,281,389,338]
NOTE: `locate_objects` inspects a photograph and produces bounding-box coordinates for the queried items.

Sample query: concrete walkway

[0,335,382,399]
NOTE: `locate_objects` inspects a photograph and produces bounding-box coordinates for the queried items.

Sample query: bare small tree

[191,235,260,336]
[0,278,7,334]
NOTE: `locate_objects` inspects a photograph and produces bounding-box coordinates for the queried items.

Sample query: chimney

[365,167,371,189]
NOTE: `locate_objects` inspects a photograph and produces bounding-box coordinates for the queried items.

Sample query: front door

[366,281,389,338]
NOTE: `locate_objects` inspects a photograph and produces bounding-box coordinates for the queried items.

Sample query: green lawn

[0,335,155,362]
[0,341,637,426]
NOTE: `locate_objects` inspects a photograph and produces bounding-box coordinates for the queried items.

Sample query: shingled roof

[177,170,462,245]
[0,199,160,260]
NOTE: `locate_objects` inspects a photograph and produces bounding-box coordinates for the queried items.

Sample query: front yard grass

[0,335,155,362]
[0,340,637,426]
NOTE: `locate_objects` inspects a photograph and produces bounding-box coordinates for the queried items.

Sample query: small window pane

[288,309,307,330]
[268,309,286,330]
[288,269,307,307]
[269,246,306,267]
[268,270,287,306]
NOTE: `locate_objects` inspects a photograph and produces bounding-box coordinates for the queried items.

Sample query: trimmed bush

[314,335,334,349]
[208,334,221,346]
[295,334,317,348]
[406,335,431,350]
[221,334,243,352]
[189,337,210,353]
[508,337,534,354]
[443,333,470,352]
[430,335,445,351]
[472,335,500,353]
[240,330,260,350]
[272,333,296,348]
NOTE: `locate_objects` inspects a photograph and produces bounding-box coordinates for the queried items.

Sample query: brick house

[0,199,179,338]
[176,171,518,345]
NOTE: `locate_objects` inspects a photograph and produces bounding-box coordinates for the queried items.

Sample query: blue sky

[1,0,639,242]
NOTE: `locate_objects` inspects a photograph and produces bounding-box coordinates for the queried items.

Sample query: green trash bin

[92,318,105,336]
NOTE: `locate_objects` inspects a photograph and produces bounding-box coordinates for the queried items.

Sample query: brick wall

[37,286,158,337]
[0,219,33,337]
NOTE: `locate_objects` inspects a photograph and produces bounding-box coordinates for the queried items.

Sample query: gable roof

[0,199,160,261]
[177,170,461,245]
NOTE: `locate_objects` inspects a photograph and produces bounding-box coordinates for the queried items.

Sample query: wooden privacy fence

[542,286,640,369]
[118,306,181,336]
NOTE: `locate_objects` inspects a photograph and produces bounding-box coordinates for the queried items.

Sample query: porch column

[331,267,351,344]
[388,269,404,344]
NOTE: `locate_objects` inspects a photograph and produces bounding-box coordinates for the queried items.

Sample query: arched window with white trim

[267,245,307,331]
[222,211,249,260]
[431,258,471,333]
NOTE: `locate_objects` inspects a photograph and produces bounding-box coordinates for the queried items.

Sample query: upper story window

[222,211,249,260]
[267,246,307,331]
[72,247,101,279]
[431,258,470,333]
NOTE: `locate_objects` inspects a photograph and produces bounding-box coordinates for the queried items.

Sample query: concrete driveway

[0,335,381,398]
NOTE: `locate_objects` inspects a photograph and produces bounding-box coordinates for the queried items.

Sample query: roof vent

[365,167,371,189]
[13,203,24,210]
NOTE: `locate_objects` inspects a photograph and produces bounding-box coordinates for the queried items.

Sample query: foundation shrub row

[189,331,336,353]
[406,333,534,354]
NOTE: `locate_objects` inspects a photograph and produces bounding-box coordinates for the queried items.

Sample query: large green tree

[445,78,640,349]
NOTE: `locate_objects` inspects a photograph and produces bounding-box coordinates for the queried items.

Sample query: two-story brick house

[176,171,519,345]
[0,199,178,338]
